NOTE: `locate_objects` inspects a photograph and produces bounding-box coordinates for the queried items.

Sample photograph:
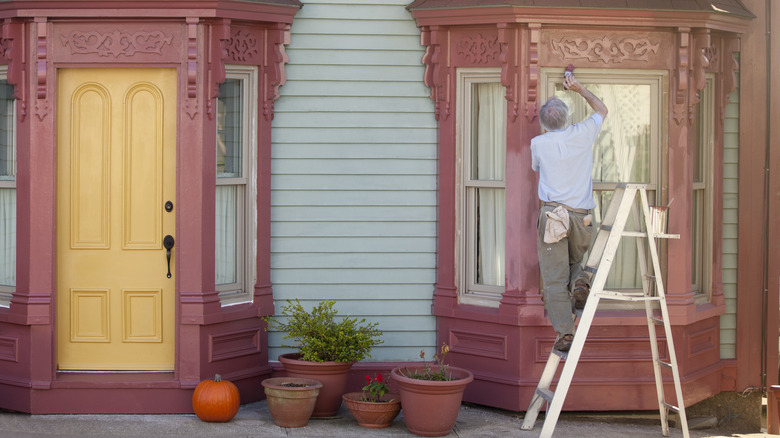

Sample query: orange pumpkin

[192,374,241,422]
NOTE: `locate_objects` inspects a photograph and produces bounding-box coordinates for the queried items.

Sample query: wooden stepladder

[521,183,690,438]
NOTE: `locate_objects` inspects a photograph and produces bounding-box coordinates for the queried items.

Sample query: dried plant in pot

[391,344,474,437]
[264,299,383,417]
[342,373,401,429]
[262,377,323,428]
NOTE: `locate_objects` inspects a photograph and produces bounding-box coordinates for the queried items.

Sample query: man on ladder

[531,69,608,352]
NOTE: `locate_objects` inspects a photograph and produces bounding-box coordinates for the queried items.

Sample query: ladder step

[537,388,554,403]
[600,224,613,232]
[584,266,597,274]
[594,291,662,302]
[650,317,665,325]
[656,359,673,370]
[663,402,681,414]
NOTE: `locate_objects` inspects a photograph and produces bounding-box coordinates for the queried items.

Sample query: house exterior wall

[269,0,439,362]
[0,2,301,414]
[720,76,739,359]
[736,0,780,395]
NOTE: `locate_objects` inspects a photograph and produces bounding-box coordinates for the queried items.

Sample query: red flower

[366,375,371,383]
[376,373,383,383]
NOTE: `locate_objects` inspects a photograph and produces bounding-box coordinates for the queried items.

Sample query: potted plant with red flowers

[263,299,383,417]
[391,343,473,437]
[342,372,401,428]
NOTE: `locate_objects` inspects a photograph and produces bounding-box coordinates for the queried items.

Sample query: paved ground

[0,401,772,438]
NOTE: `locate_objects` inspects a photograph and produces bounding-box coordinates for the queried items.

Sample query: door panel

[57,68,176,371]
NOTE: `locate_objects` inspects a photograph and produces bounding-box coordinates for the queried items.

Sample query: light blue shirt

[531,113,604,210]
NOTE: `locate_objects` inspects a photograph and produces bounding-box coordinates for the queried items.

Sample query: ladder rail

[522,184,690,438]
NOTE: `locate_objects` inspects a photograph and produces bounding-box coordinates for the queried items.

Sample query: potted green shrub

[391,343,473,437]
[264,299,383,417]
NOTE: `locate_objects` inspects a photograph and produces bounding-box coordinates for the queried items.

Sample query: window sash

[215,66,257,306]
[692,75,714,297]
[0,69,16,302]
[457,69,506,306]
[542,69,665,292]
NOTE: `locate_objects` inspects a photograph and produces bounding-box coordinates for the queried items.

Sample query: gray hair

[539,97,570,131]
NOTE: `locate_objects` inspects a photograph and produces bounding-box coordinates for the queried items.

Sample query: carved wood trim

[691,29,711,115]
[674,28,690,126]
[185,18,198,119]
[421,25,450,122]
[551,35,660,64]
[227,29,260,64]
[262,24,291,122]
[2,20,27,122]
[526,23,540,122]
[60,30,173,58]
[35,18,48,121]
[207,19,230,120]
[721,37,740,124]
[498,24,518,122]
[458,32,499,64]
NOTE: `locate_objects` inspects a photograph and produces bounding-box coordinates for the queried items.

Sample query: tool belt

[543,201,589,215]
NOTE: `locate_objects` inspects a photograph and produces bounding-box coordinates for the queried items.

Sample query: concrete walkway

[0,401,771,438]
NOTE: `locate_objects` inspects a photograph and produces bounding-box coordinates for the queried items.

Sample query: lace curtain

[555,83,652,289]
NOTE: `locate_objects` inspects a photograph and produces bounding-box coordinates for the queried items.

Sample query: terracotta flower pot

[262,377,323,428]
[391,365,474,437]
[342,392,401,428]
[278,352,353,417]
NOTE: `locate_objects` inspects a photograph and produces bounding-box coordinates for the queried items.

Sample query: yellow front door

[56,68,177,370]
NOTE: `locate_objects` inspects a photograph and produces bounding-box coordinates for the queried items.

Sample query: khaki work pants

[537,205,594,336]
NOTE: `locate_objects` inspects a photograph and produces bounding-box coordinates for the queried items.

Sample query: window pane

[554,83,651,183]
[217,79,243,178]
[0,188,14,287]
[215,185,238,285]
[474,188,505,287]
[0,81,14,180]
[470,82,505,181]
[593,190,645,289]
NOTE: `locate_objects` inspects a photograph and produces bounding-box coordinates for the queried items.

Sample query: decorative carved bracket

[498,24,518,122]
[207,19,230,120]
[721,36,740,124]
[526,23,540,122]
[691,29,711,113]
[185,18,199,119]
[421,26,450,122]
[35,18,48,121]
[2,19,27,121]
[263,24,291,121]
[674,28,690,126]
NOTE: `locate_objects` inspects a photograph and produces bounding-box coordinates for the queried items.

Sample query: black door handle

[163,235,175,278]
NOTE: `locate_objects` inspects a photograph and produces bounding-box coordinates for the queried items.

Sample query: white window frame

[456,68,506,308]
[540,68,666,300]
[692,74,714,298]
[0,65,16,306]
[215,65,258,306]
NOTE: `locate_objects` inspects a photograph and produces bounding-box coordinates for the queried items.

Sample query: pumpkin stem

[214,374,222,382]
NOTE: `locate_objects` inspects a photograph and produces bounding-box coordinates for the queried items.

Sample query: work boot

[572,279,590,310]
[554,334,573,352]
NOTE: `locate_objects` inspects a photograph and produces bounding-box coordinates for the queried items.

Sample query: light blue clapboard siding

[269,0,438,362]
[720,69,739,359]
